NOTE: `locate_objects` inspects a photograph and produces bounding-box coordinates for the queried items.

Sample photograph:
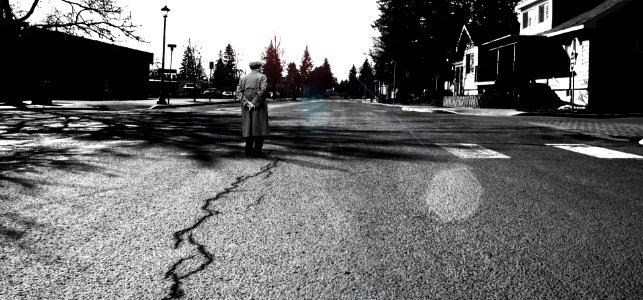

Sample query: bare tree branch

[17,0,40,21]
[6,0,143,42]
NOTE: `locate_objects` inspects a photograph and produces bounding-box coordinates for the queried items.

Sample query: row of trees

[262,38,379,100]
[210,44,239,91]
[370,0,521,102]
[149,37,346,100]
[263,41,337,99]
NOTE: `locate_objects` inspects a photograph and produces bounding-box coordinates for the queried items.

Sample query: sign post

[209,61,214,102]
[569,38,578,111]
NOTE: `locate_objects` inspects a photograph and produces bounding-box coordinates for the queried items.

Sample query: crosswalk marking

[437,143,510,159]
[546,144,643,159]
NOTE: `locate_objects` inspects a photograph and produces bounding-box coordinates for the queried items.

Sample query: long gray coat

[236,70,268,137]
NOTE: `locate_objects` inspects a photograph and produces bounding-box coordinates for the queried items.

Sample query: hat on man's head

[249,61,263,70]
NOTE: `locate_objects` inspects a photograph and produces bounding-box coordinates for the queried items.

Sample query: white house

[474,0,642,112]
[448,25,484,96]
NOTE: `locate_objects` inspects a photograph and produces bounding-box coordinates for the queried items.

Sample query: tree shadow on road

[0,108,448,245]
[0,109,444,190]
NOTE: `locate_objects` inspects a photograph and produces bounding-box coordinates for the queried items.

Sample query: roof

[542,0,633,37]
[515,0,546,12]
[24,27,153,61]
[459,23,500,46]
[481,34,547,49]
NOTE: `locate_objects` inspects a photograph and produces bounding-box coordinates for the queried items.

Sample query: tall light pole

[392,60,397,105]
[208,61,214,102]
[157,5,170,105]
[168,43,176,73]
[167,43,176,99]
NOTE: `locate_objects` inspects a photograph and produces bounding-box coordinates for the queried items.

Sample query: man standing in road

[236,61,269,157]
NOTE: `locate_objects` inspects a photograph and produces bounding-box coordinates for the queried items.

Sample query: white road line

[547,144,643,159]
[437,143,510,159]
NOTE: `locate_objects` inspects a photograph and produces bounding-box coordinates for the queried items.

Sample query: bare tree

[0,0,142,42]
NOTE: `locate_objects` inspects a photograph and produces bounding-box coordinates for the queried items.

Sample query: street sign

[569,51,577,72]
[160,69,176,73]
[569,38,579,72]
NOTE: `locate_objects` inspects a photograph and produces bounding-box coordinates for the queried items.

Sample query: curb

[149,100,237,109]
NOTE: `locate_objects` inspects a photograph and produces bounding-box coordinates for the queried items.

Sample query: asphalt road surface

[2,99,642,299]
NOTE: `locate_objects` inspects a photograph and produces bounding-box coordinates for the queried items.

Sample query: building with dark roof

[7,28,153,102]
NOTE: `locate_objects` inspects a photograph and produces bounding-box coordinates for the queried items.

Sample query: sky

[21,0,382,81]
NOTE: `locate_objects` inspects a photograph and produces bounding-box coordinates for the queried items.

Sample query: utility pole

[157,6,170,105]
[392,60,397,105]
[209,61,214,102]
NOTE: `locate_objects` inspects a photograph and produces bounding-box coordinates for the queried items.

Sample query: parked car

[202,88,222,98]
[267,91,281,98]
[182,83,200,97]
[221,91,235,99]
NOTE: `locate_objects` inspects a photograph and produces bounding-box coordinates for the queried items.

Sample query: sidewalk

[0,98,237,111]
[371,102,643,145]
[3,98,642,145]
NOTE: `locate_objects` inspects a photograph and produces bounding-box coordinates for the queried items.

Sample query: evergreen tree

[286,62,300,100]
[212,50,226,89]
[262,38,284,99]
[358,59,375,98]
[318,58,336,93]
[179,39,205,82]
[309,59,335,98]
[222,44,237,90]
[299,46,314,82]
[338,80,349,99]
[286,62,300,86]
[348,65,360,99]
[468,0,520,38]
[299,46,314,96]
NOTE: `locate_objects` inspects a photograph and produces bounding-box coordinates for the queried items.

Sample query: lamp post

[208,61,214,102]
[157,5,170,105]
[167,43,176,100]
[168,43,176,73]
[373,80,378,103]
[392,60,397,104]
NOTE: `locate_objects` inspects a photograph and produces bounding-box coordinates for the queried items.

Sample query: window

[538,3,549,23]
[523,12,528,28]
[545,4,549,21]
[466,53,475,73]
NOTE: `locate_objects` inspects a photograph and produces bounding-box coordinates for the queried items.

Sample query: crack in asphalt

[163,156,280,299]
[245,195,265,211]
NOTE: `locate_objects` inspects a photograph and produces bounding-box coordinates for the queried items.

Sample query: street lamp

[157,5,170,105]
[167,43,176,100]
[168,43,176,73]
[392,60,397,104]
